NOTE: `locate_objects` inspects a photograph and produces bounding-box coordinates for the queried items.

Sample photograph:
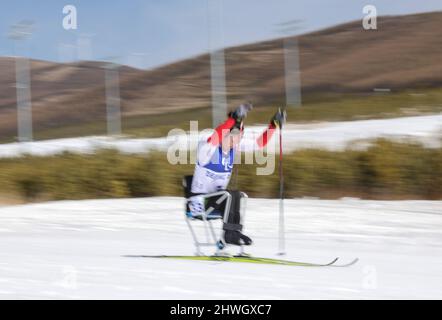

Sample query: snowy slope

[0,114,440,158]
[0,197,441,299]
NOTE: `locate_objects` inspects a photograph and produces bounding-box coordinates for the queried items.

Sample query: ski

[230,255,339,267]
[123,255,358,267]
[329,258,359,267]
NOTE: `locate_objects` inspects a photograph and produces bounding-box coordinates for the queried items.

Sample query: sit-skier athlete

[188,103,286,248]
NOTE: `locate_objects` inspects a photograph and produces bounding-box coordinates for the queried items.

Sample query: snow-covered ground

[0,197,441,299]
[0,114,441,158]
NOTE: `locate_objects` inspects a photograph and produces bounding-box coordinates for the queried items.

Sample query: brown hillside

[0,11,441,139]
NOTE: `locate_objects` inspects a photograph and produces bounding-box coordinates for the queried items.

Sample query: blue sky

[0,0,441,69]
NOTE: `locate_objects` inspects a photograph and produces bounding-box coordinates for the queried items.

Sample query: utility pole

[103,58,122,136]
[207,0,227,127]
[9,21,34,142]
[277,19,303,108]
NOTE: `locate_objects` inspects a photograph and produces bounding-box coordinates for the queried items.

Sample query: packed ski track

[0,114,441,158]
[0,197,441,299]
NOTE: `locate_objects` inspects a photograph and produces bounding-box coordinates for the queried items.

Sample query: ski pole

[278,107,286,255]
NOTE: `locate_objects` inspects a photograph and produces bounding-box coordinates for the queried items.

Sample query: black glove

[228,103,253,122]
[231,119,244,133]
[270,108,287,129]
